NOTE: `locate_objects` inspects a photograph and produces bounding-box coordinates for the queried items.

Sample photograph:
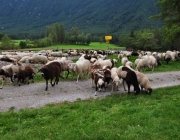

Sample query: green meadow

[0,42,180,139]
[0,86,180,140]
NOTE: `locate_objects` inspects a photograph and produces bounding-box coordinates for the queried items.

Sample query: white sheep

[134,58,141,68]
[50,51,63,57]
[19,56,32,63]
[68,59,91,83]
[135,59,149,72]
[147,55,157,71]
[93,59,114,68]
[110,67,121,93]
[121,57,128,66]
[125,60,133,68]
[29,55,48,64]
[135,71,152,94]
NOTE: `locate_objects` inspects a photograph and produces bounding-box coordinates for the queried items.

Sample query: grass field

[0,42,180,139]
[0,86,180,139]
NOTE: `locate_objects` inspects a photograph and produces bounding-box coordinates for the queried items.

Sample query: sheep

[68,59,91,83]
[125,60,133,68]
[164,54,171,64]
[0,61,25,83]
[147,55,157,71]
[46,59,73,79]
[90,63,106,96]
[93,59,114,68]
[135,71,152,94]
[110,67,121,93]
[7,54,22,61]
[134,58,141,68]
[19,56,32,63]
[13,65,36,86]
[38,61,62,91]
[103,66,112,88]
[135,59,149,72]
[118,53,123,61]
[169,51,177,61]
[50,51,63,57]
[121,66,140,95]
[29,55,48,64]
[121,57,128,66]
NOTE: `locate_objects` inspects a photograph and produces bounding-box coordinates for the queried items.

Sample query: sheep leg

[111,83,114,93]
[66,70,69,79]
[45,80,48,91]
[55,76,59,85]
[76,74,79,84]
[127,82,131,94]
[50,78,55,87]
[0,78,4,89]
[122,80,127,91]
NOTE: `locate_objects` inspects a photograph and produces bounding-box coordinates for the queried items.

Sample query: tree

[152,0,180,50]
[46,23,65,44]
[1,34,11,49]
[19,41,27,49]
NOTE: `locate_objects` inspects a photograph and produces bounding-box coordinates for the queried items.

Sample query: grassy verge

[0,86,180,139]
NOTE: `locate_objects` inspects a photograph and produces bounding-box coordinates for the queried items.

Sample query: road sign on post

[105,36,112,44]
[105,36,112,50]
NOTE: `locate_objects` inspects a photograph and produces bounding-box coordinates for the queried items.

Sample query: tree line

[0,0,180,51]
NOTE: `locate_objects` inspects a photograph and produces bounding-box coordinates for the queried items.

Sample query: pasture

[0,43,180,139]
[0,86,180,139]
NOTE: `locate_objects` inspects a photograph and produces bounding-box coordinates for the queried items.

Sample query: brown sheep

[38,61,62,91]
[13,65,36,86]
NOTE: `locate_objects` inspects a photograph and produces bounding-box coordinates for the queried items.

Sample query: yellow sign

[105,36,112,44]
[105,36,112,40]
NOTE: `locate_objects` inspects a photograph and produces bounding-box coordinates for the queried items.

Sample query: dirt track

[0,71,180,112]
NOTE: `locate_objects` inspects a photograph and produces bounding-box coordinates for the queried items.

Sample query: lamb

[135,71,152,94]
[110,67,121,93]
[68,59,91,83]
[13,65,36,86]
[121,66,140,95]
[38,61,62,91]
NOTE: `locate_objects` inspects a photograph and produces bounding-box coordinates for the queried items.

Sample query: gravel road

[0,70,180,112]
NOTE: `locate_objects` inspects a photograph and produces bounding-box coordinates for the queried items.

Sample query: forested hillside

[0,0,162,37]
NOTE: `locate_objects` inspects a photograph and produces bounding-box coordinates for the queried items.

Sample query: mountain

[0,0,162,37]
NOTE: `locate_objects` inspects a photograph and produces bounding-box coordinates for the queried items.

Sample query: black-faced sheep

[122,66,140,95]
[38,61,62,91]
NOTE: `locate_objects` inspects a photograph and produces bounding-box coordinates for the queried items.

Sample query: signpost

[105,35,112,50]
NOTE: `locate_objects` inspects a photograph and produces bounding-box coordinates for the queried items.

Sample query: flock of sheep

[0,49,179,96]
